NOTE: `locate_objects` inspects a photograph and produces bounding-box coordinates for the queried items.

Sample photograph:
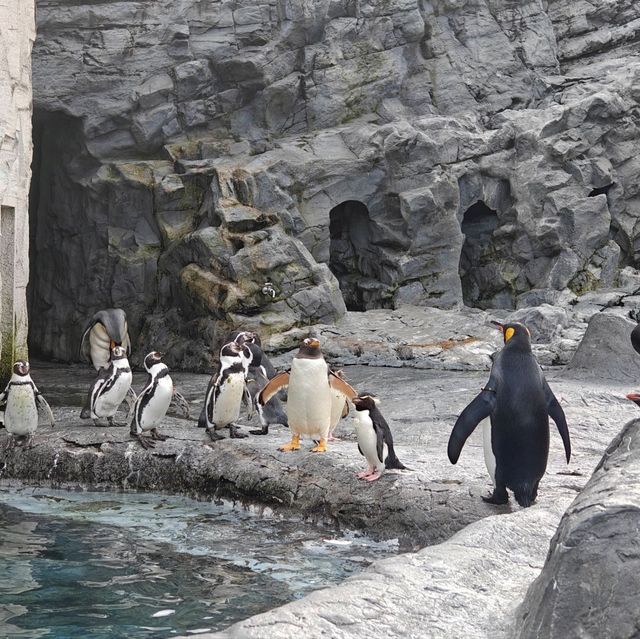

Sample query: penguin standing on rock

[199,342,252,441]
[80,308,131,370]
[258,336,357,453]
[130,352,188,449]
[81,345,134,427]
[0,361,55,447]
[352,394,405,481]
[448,321,571,507]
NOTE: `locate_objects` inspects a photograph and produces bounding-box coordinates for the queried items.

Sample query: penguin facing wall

[448,321,571,507]
[80,308,131,370]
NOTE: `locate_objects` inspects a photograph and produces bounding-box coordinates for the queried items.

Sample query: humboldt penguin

[130,352,188,449]
[0,361,55,447]
[244,343,287,435]
[258,336,357,452]
[352,393,406,481]
[199,341,252,441]
[80,308,131,370]
[448,321,571,507]
[227,330,277,379]
[81,345,134,426]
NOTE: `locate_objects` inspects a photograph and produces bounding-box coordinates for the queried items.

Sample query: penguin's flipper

[448,390,497,464]
[243,385,255,420]
[36,393,56,428]
[543,379,571,463]
[328,371,357,400]
[258,372,290,405]
[375,423,384,466]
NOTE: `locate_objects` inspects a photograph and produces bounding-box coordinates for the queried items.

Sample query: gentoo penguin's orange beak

[110,340,117,349]
[307,338,320,348]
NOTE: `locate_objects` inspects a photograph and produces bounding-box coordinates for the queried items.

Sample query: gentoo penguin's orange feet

[278,434,301,452]
[310,438,327,453]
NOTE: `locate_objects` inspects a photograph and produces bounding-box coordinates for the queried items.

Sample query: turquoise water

[0,488,397,638]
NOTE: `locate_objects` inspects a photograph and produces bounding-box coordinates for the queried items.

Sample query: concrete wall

[0,0,34,382]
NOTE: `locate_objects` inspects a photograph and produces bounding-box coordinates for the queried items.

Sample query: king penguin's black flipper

[543,379,571,463]
[448,389,497,464]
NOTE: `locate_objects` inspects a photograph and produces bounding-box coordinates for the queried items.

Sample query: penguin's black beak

[625,392,640,408]
[490,320,504,333]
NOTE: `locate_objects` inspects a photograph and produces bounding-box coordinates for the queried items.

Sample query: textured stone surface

[28,1,640,367]
[514,417,640,639]
[0,0,34,380]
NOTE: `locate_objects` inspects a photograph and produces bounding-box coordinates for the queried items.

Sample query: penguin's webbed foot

[482,486,509,505]
[229,424,248,439]
[310,438,327,453]
[133,434,155,449]
[363,471,382,482]
[249,425,269,436]
[356,468,374,479]
[327,435,340,442]
[150,429,167,441]
[206,428,225,442]
[278,434,301,452]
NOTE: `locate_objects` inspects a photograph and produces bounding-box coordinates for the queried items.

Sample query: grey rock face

[514,417,640,639]
[29,0,640,366]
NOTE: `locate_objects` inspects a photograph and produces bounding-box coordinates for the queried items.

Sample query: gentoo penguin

[0,361,55,447]
[80,308,131,371]
[258,337,357,452]
[448,321,571,507]
[352,394,406,481]
[328,370,349,441]
[81,345,134,427]
[130,352,187,449]
[199,341,252,441]
[245,346,288,435]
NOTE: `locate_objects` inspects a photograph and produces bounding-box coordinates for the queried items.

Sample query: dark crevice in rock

[588,182,614,197]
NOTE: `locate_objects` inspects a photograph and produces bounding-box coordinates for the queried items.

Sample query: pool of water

[0,488,397,638]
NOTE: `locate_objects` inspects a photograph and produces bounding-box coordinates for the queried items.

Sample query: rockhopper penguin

[448,321,571,507]
[258,336,356,453]
[352,394,405,481]
[81,345,134,426]
[0,361,55,447]
[130,352,188,449]
[199,341,252,441]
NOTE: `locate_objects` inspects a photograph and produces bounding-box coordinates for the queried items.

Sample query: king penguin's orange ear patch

[504,327,516,342]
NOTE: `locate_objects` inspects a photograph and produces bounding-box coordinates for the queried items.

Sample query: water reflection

[0,489,397,638]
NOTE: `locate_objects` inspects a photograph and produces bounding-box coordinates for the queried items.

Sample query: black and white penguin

[448,321,571,507]
[352,394,405,481]
[258,337,357,452]
[81,345,134,426]
[227,330,277,379]
[0,361,55,447]
[80,308,131,371]
[199,341,252,441]
[245,348,288,435]
[130,352,186,449]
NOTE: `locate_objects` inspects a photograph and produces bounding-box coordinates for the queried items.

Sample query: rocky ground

[2,305,639,637]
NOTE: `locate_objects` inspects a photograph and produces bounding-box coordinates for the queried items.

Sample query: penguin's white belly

[5,387,38,436]
[329,390,346,434]
[354,412,385,473]
[483,420,496,485]
[211,373,244,428]
[287,359,332,437]
[90,323,111,371]
[139,376,173,431]
[93,371,132,418]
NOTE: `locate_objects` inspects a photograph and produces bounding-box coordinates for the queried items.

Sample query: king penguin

[80,308,131,370]
[258,336,357,452]
[130,352,188,449]
[352,393,406,481]
[0,361,55,447]
[448,321,571,507]
[199,341,252,441]
[81,345,133,426]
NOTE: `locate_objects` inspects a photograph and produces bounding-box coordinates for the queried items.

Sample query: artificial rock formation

[0,0,34,382]
[29,0,640,368]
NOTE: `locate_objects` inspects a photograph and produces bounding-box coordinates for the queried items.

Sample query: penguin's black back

[490,346,549,500]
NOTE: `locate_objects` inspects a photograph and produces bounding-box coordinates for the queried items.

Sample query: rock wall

[29,0,640,368]
[0,0,34,381]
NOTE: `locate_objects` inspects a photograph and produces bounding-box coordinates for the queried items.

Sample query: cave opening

[459,201,499,308]
[329,200,380,311]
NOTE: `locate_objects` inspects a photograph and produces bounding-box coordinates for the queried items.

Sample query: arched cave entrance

[329,200,378,311]
[459,201,499,308]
